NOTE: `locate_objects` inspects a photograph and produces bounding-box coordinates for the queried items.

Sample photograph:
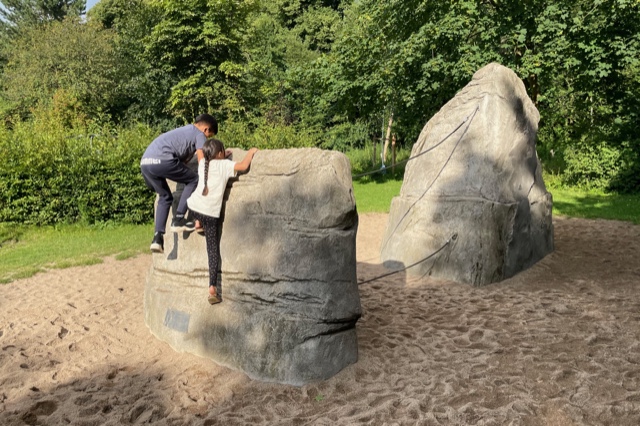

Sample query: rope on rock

[357,233,457,286]
[352,106,480,179]
[354,108,479,285]
[377,105,479,253]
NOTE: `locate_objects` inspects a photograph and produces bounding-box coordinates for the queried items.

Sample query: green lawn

[0,223,150,283]
[1,178,639,284]
[353,177,640,224]
[548,187,640,224]
[353,176,403,213]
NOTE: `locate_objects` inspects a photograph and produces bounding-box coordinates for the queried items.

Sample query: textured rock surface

[381,63,553,286]
[144,148,361,385]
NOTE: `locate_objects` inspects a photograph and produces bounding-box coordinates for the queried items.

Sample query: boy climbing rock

[140,114,217,253]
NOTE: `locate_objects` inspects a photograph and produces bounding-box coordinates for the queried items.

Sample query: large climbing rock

[144,148,361,385]
[381,63,553,286]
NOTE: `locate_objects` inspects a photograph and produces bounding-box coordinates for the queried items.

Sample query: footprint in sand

[125,403,164,424]
[469,329,484,342]
[21,400,58,426]
[58,327,69,339]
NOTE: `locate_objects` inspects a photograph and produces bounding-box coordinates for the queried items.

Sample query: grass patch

[0,225,25,248]
[353,175,403,213]
[0,223,150,284]
[115,250,142,261]
[549,187,640,224]
[345,145,410,177]
[352,172,640,223]
[349,146,408,213]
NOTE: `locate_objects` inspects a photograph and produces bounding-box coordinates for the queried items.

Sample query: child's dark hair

[195,113,218,135]
[201,138,225,196]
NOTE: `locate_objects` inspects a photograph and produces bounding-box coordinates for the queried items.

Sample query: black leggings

[191,211,221,290]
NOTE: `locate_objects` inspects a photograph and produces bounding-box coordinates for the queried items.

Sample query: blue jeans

[141,159,198,233]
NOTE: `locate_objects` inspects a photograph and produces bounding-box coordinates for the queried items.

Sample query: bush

[345,145,411,178]
[218,119,319,150]
[562,140,625,191]
[0,116,413,226]
[0,121,157,225]
[321,120,371,151]
[607,142,640,194]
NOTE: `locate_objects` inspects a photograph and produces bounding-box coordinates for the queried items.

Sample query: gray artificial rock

[144,148,361,386]
[381,63,553,286]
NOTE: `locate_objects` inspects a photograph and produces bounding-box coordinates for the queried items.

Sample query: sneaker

[170,216,195,233]
[150,232,164,253]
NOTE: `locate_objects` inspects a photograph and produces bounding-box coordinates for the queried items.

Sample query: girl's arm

[234,148,258,172]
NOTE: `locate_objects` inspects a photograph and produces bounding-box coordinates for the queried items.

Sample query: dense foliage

[0,0,639,224]
[1,17,124,123]
[0,0,86,31]
[0,122,155,224]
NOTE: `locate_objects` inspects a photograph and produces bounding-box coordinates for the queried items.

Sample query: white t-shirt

[187,159,237,218]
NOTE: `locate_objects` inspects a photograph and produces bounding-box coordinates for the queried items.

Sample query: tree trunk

[372,137,377,167]
[383,113,394,163]
[391,133,397,174]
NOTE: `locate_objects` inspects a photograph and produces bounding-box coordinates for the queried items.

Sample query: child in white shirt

[187,139,258,304]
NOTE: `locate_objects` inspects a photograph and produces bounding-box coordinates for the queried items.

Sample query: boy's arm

[197,149,204,162]
[234,148,258,172]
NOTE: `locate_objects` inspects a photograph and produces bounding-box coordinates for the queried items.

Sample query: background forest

[0,0,639,225]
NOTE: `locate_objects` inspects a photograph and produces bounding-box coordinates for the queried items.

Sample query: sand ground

[1,213,640,425]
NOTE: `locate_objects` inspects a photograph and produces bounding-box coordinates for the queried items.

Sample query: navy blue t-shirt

[142,124,207,162]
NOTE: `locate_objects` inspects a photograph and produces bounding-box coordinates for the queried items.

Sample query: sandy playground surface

[1,213,640,425]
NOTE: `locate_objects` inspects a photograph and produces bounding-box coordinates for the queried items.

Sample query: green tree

[239,0,341,126]
[304,1,496,146]
[144,0,258,121]
[140,0,344,125]
[0,0,87,73]
[308,0,639,190]
[88,0,169,125]
[0,17,123,124]
[492,0,640,190]
[0,0,86,32]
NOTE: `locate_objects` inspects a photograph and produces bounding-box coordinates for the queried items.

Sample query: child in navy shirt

[140,114,217,253]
